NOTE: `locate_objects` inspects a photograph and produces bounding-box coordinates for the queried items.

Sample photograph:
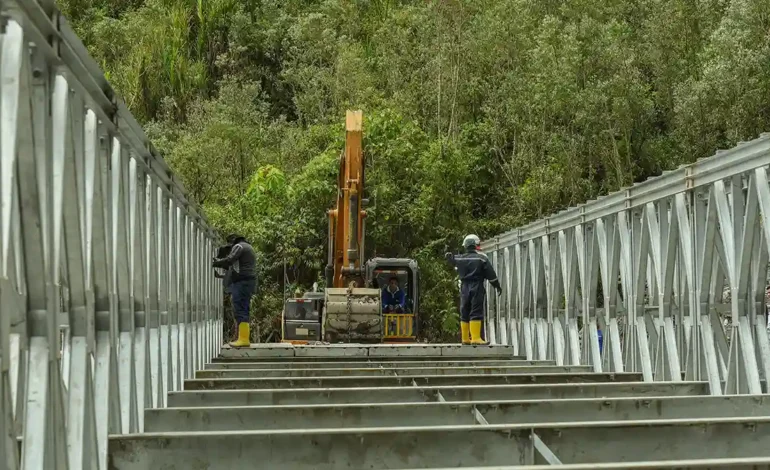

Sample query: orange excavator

[281,110,421,343]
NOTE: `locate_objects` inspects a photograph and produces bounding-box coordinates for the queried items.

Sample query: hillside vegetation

[60,0,770,341]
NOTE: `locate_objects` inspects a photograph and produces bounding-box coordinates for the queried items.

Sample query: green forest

[60,0,770,342]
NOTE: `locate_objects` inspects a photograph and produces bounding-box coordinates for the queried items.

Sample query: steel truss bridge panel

[482,130,770,395]
[0,1,220,469]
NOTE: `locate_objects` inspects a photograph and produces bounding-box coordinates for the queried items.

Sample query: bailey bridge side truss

[482,133,770,396]
[0,2,221,469]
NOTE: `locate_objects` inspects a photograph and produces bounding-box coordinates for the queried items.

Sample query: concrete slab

[145,395,770,432]
[397,459,770,469]
[219,344,294,358]
[367,344,516,358]
[212,354,452,363]
[292,345,370,357]
[217,343,519,359]
[194,365,593,378]
[108,418,770,469]
[183,372,643,390]
[168,382,708,407]
[203,359,553,370]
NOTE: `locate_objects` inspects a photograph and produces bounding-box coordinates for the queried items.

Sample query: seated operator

[382,277,406,313]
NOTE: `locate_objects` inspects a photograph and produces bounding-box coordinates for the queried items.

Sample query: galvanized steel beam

[107,418,770,469]
[145,395,770,432]
[194,365,592,378]
[167,382,709,407]
[218,344,519,359]
[184,372,643,390]
[399,460,770,469]
[203,359,551,369]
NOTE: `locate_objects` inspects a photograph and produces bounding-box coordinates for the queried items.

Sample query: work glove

[495,285,502,296]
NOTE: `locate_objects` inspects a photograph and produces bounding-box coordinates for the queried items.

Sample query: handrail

[8,0,212,230]
[482,134,770,250]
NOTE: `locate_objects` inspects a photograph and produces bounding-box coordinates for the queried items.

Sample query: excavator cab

[367,258,420,342]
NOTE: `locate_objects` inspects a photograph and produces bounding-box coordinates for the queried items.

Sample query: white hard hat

[462,234,480,248]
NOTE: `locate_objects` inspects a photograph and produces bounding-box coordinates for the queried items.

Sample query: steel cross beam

[108,417,770,469]
[167,381,709,407]
[145,395,770,432]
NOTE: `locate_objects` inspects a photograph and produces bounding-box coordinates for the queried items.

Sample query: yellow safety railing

[383,313,416,340]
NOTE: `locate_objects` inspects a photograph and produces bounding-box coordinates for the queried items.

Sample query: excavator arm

[326,110,367,288]
[322,110,382,342]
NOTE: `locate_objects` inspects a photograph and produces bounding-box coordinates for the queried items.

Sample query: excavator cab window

[373,268,417,341]
[374,270,411,314]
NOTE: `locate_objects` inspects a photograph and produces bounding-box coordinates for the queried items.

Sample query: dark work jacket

[213,241,257,283]
[445,249,501,289]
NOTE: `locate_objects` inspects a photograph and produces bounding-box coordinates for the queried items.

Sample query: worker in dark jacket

[445,234,502,345]
[212,234,257,348]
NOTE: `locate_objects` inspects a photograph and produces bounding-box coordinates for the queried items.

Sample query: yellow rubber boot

[229,322,250,348]
[469,320,488,345]
[460,322,470,345]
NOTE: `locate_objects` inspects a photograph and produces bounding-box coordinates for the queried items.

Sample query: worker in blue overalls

[445,234,502,345]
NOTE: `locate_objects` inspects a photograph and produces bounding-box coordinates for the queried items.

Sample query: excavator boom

[328,110,366,287]
[323,110,382,342]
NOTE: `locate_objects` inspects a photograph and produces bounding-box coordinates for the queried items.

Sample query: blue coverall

[382,288,406,312]
[446,249,501,322]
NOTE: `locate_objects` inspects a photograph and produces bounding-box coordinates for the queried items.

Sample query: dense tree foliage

[60,0,770,341]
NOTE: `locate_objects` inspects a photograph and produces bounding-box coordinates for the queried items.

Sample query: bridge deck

[108,344,770,469]
[217,343,520,358]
